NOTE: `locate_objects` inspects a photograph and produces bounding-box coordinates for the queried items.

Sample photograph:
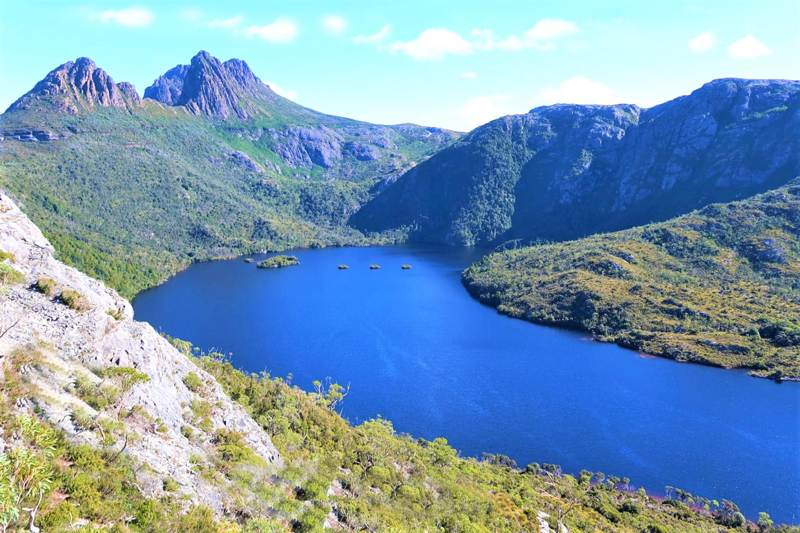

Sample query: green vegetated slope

[464,181,800,380]
[351,79,800,247]
[0,53,457,297]
[6,342,786,532]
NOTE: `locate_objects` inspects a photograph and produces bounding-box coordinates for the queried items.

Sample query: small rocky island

[257,255,300,268]
[370,264,381,269]
[338,264,349,269]
[401,264,412,269]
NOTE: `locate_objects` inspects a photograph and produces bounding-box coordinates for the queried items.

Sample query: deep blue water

[133,245,800,523]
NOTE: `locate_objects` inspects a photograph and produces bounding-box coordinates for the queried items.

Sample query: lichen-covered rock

[0,193,282,514]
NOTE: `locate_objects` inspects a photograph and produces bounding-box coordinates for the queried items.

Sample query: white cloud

[263,81,298,101]
[538,77,617,105]
[455,94,514,130]
[525,18,579,40]
[688,31,715,52]
[179,8,203,23]
[209,15,243,29]
[460,71,477,79]
[727,35,772,59]
[245,18,298,42]
[323,15,347,35]
[390,28,473,60]
[99,7,153,27]
[354,25,391,44]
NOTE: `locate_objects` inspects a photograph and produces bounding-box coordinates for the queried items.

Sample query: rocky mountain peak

[7,57,141,114]
[142,63,189,105]
[145,51,276,120]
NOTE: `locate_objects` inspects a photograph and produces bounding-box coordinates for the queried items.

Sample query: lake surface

[133,245,800,523]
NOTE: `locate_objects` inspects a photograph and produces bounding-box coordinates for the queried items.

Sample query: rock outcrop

[6,57,141,114]
[352,78,800,246]
[143,64,189,105]
[0,193,282,513]
[143,51,278,120]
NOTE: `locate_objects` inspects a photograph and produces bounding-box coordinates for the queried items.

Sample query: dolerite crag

[6,57,141,114]
[351,78,800,246]
[142,64,189,105]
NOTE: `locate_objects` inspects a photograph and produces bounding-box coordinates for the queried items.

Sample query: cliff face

[351,78,800,246]
[142,64,189,105]
[5,57,141,114]
[0,193,281,513]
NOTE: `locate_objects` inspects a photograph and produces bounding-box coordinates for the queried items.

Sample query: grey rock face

[143,64,188,105]
[228,150,265,172]
[353,78,800,246]
[170,51,277,120]
[274,126,343,168]
[7,57,140,113]
[0,194,282,514]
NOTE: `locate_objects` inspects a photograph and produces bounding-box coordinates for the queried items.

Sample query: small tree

[758,512,774,531]
[310,377,350,412]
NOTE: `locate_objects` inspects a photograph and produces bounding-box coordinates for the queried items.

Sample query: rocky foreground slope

[0,192,281,513]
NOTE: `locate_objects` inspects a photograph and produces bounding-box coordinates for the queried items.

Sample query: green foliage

[183,371,203,392]
[257,255,300,268]
[34,277,57,296]
[58,289,90,311]
[173,337,774,533]
[0,249,16,263]
[0,263,24,285]
[0,101,456,298]
[464,181,800,380]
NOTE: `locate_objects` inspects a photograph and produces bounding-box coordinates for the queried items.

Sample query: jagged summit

[6,57,141,114]
[144,51,279,120]
[142,63,188,105]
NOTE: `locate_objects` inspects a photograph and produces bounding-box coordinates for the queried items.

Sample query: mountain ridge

[351,77,800,246]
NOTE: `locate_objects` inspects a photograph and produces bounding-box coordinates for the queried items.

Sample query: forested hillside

[463,181,800,380]
[352,78,800,247]
[0,53,457,297]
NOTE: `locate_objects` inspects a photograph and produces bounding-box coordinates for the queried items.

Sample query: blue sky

[1,0,798,131]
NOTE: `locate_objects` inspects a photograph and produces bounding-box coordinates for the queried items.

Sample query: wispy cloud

[390,28,473,60]
[264,81,299,101]
[460,71,477,79]
[354,25,391,44]
[727,35,772,59]
[538,77,617,105]
[245,17,298,43]
[525,19,579,40]
[688,31,715,52]
[391,19,579,60]
[323,15,347,35]
[209,15,244,29]
[97,6,154,27]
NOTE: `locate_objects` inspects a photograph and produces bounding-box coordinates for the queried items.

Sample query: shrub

[162,476,180,492]
[59,289,90,311]
[0,264,23,285]
[620,500,642,514]
[33,277,57,296]
[0,249,15,262]
[184,371,203,392]
[106,308,124,320]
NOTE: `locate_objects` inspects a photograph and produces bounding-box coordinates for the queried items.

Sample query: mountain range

[352,78,800,245]
[0,52,798,380]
